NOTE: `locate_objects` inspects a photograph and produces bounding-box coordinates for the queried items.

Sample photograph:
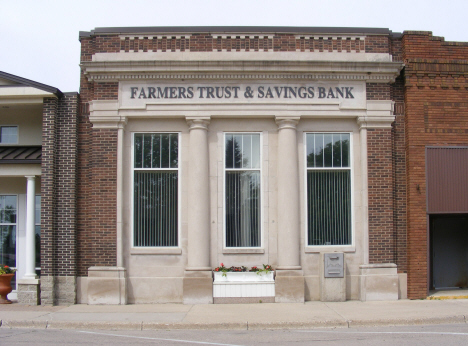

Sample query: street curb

[1,320,48,329]
[1,316,466,330]
[347,315,467,327]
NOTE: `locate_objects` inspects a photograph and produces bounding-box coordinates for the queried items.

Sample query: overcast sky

[2,0,467,92]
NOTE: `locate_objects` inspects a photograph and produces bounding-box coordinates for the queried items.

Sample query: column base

[360,263,399,301]
[183,270,213,304]
[41,276,77,306]
[275,270,305,303]
[17,278,40,305]
[87,267,127,305]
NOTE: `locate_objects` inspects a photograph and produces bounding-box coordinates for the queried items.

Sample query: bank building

[1,27,467,305]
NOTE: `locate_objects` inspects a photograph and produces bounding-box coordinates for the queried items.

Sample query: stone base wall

[40,276,76,306]
[17,279,40,305]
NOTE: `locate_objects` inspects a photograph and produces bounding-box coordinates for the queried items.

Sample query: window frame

[304,132,355,252]
[35,194,41,272]
[130,132,181,254]
[223,132,263,251]
[0,125,19,144]
[0,194,18,273]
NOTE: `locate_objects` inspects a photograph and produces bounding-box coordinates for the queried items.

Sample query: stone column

[25,176,37,279]
[183,116,213,304]
[274,117,304,303]
[17,176,40,305]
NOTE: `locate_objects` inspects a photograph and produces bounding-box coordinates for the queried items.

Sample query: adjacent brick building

[2,27,467,305]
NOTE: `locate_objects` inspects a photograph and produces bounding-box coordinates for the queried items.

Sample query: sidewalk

[1,299,467,330]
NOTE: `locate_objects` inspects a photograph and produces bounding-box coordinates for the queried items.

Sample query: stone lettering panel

[120,82,365,109]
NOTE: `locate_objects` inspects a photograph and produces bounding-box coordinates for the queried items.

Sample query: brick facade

[64,27,468,303]
[41,93,79,305]
[402,31,468,299]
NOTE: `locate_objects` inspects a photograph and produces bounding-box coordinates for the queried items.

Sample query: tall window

[0,195,16,286]
[225,133,261,247]
[0,126,18,144]
[133,133,179,247]
[306,133,351,246]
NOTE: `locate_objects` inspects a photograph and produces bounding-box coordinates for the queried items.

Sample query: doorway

[430,214,468,290]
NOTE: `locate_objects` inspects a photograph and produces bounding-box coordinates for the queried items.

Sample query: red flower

[220,263,224,267]
[215,268,219,271]
[4,266,9,268]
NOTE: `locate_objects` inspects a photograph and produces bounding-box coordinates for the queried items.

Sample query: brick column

[40,93,79,305]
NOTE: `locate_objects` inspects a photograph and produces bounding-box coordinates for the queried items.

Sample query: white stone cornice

[357,100,395,129]
[81,60,403,83]
[276,117,300,129]
[89,100,127,129]
[186,116,210,131]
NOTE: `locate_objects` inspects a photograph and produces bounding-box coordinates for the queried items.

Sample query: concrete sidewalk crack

[323,302,351,328]
[180,304,194,323]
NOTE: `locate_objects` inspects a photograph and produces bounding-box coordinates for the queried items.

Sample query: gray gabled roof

[0,71,63,98]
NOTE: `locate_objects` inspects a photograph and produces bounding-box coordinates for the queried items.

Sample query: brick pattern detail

[367,129,395,264]
[84,34,371,54]
[365,36,390,53]
[94,82,118,100]
[403,31,468,299]
[391,37,403,62]
[366,83,391,100]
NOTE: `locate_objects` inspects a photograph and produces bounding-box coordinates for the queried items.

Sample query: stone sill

[222,248,265,254]
[130,247,182,255]
[305,245,355,253]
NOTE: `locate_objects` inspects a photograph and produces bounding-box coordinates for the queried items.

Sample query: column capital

[25,175,36,180]
[275,117,300,130]
[186,116,210,131]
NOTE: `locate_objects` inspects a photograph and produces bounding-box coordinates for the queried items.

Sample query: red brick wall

[365,36,390,53]
[89,128,118,267]
[403,31,468,298]
[366,70,408,272]
[77,61,119,275]
[367,128,395,263]
[366,83,391,100]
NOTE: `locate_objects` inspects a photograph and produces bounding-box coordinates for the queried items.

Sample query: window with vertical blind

[133,133,179,247]
[225,133,261,248]
[306,133,352,246]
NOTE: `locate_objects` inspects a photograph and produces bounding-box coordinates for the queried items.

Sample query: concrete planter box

[213,272,275,303]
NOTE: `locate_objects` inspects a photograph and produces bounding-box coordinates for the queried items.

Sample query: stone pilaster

[183,117,213,304]
[274,117,304,303]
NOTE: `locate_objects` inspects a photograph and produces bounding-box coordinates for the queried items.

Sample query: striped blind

[133,133,178,247]
[306,133,351,246]
[225,133,261,247]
